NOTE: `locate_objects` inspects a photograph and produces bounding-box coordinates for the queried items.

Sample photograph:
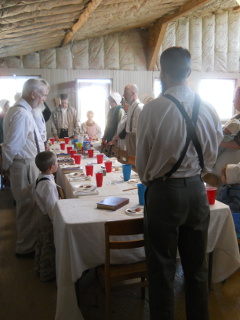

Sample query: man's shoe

[15,251,35,259]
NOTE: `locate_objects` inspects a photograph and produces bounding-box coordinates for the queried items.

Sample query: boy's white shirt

[34,173,59,221]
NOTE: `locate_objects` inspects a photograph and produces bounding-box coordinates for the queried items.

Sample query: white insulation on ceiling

[0,11,239,73]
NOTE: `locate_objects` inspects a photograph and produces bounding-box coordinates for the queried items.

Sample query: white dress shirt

[136,85,223,185]
[34,173,59,221]
[61,108,68,129]
[125,99,143,134]
[32,106,47,142]
[2,98,45,170]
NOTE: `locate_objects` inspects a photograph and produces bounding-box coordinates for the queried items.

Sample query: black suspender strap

[163,94,204,178]
[35,177,50,188]
[33,130,40,154]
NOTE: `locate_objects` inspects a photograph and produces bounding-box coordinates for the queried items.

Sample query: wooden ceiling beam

[61,0,103,47]
[147,0,211,71]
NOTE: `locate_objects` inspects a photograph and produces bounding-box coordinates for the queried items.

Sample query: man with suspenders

[2,79,48,258]
[136,47,223,320]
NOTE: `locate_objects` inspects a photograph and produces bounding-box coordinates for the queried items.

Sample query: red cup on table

[67,146,73,154]
[70,149,77,158]
[49,138,55,144]
[73,154,82,165]
[64,137,70,144]
[60,142,66,151]
[206,187,217,205]
[96,153,104,164]
[85,164,94,176]
[87,149,94,158]
[95,172,103,187]
[104,160,112,173]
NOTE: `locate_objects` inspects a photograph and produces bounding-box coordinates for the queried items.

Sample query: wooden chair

[109,145,120,158]
[101,142,111,157]
[96,218,147,320]
[128,155,137,172]
[118,149,128,164]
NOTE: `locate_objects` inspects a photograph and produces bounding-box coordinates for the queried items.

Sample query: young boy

[217,163,240,237]
[34,151,59,282]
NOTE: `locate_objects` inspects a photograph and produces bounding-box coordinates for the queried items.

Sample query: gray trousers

[9,159,39,254]
[35,208,55,281]
[144,175,210,320]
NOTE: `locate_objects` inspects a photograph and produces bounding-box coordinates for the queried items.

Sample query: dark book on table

[97,196,129,211]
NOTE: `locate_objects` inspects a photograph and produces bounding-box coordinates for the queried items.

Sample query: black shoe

[15,251,35,259]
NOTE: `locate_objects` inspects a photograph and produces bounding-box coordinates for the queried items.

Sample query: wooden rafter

[147,0,212,70]
[61,0,103,47]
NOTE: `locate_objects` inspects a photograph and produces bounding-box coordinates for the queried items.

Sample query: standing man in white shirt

[136,47,223,320]
[123,83,143,156]
[2,78,48,258]
[50,94,79,141]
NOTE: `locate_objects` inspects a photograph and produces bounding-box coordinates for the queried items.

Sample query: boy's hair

[35,151,56,173]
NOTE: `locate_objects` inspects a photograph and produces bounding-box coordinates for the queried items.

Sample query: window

[153,78,162,98]
[76,79,112,134]
[199,79,236,121]
[0,75,39,106]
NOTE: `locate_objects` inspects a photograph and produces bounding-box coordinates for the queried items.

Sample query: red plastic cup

[95,172,103,187]
[206,187,217,205]
[85,164,94,176]
[96,153,104,164]
[104,161,112,173]
[60,143,66,151]
[70,149,77,158]
[64,137,70,144]
[73,154,82,165]
[67,146,73,154]
[49,138,55,144]
[88,149,94,158]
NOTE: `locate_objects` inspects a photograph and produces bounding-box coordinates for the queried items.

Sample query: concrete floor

[0,188,240,320]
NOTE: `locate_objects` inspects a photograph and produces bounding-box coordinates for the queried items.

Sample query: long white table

[53,149,240,320]
[54,190,240,320]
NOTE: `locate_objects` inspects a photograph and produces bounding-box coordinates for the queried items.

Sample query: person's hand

[108,141,114,145]
[55,136,60,142]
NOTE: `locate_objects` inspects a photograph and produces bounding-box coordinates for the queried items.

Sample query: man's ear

[31,91,36,100]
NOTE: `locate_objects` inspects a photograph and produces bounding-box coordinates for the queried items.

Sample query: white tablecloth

[54,191,240,320]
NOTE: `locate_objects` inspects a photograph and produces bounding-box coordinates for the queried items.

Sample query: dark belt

[150,175,202,186]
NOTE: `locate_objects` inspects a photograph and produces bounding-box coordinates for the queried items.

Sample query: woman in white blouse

[81,110,102,139]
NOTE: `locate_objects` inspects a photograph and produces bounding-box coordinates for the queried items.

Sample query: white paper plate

[125,205,144,216]
[73,184,96,192]
[73,189,99,196]
[68,172,86,177]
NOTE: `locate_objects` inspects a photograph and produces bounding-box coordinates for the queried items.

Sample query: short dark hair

[35,151,57,173]
[60,94,68,100]
[160,47,191,81]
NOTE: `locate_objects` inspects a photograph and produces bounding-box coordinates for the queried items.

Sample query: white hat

[226,163,240,184]
[109,92,122,105]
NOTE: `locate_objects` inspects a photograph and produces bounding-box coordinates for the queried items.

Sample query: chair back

[118,149,128,164]
[105,218,144,256]
[109,146,120,158]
